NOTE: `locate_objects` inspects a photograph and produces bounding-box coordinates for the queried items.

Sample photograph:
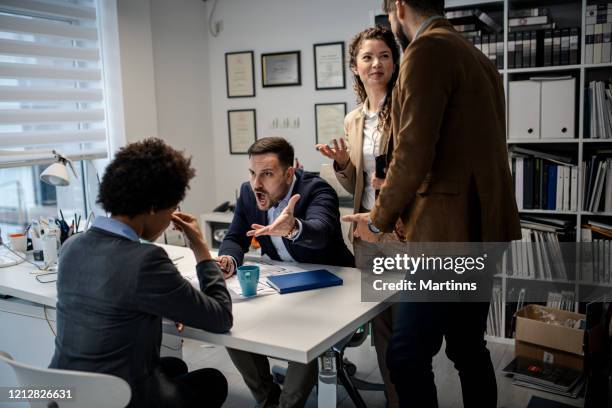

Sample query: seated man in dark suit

[50,138,233,408]
[216,136,354,408]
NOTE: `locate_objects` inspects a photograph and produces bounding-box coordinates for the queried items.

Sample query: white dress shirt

[361,103,382,211]
[267,176,302,262]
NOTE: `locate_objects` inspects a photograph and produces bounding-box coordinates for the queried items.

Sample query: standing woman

[315,26,400,407]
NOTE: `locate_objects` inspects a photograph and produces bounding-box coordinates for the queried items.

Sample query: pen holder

[41,234,58,265]
[32,236,43,251]
[237,265,260,297]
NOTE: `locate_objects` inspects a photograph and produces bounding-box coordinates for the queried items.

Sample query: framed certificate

[314,42,346,90]
[225,51,255,98]
[315,103,347,146]
[228,109,257,154]
[261,51,301,87]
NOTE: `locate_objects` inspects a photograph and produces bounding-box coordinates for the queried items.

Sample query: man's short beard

[395,27,410,51]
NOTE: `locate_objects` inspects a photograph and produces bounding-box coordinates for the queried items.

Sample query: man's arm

[371,36,455,231]
[135,246,233,333]
[292,183,342,249]
[218,185,252,267]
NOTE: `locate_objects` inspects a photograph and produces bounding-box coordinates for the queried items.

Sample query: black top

[49,227,232,407]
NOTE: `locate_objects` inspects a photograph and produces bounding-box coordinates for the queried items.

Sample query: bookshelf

[445,0,612,342]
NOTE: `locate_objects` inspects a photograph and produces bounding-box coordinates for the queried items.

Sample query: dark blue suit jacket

[219,170,354,268]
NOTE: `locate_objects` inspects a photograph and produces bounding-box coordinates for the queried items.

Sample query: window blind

[0,0,108,168]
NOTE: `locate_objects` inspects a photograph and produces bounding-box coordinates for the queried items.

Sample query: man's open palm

[247,194,301,237]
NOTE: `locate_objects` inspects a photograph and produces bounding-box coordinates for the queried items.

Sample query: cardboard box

[515,340,584,372]
[515,304,585,356]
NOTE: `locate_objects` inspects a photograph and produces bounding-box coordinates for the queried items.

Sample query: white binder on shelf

[570,165,578,212]
[595,23,604,64]
[562,165,571,211]
[515,157,524,210]
[509,80,541,139]
[556,165,564,210]
[586,24,594,64]
[540,78,576,139]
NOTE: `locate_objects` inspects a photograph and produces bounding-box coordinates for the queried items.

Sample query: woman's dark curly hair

[348,26,400,132]
[97,138,195,217]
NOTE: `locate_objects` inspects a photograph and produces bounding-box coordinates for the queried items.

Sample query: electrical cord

[207,0,220,37]
[0,242,52,271]
[43,304,57,337]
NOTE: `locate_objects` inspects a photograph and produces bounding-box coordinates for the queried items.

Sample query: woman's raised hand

[315,138,350,168]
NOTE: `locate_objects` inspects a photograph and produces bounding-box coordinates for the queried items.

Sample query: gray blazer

[49,227,232,407]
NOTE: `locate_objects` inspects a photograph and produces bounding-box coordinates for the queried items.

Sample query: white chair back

[0,351,131,408]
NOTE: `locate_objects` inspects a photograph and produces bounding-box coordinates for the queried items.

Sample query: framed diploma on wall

[261,51,301,87]
[313,42,345,90]
[227,109,257,154]
[225,51,255,98]
[314,103,346,146]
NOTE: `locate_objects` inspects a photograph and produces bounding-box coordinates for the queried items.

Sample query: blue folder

[266,269,343,294]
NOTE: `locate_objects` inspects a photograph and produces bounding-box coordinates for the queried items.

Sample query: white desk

[0,244,390,407]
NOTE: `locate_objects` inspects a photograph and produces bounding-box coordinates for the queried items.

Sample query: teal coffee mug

[237,265,260,297]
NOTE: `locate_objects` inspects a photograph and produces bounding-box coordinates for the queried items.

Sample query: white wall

[116,0,159,142]
[115,0,385,209]
[149,0,216,213]
[206,0,383,202]
[115,0,216,214]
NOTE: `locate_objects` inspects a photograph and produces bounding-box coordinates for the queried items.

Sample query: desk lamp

[40,150,77,186]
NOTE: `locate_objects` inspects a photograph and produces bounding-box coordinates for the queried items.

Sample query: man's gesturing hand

[247,194,301,238]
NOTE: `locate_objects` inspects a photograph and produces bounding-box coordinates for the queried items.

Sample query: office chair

[0,351,131,408]
[332,323,385,408]
[271,323,385,408]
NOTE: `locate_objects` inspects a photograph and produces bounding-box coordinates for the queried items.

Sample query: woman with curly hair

[50,138,233,408]
[315,26,401,407]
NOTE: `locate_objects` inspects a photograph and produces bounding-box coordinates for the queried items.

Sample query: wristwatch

[367,216,381,234]
[285,219,300,240]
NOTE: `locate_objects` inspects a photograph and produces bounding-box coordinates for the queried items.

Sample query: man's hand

[315,138,350,169]
[215,255,236,279]
[294,157,304,170]
[341,212,381,243]
[247,194,301,237]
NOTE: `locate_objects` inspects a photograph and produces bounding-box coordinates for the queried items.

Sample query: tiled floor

[182,338,584,408]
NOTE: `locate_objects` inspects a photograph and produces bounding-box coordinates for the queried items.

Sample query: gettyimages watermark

[358,242,612,303]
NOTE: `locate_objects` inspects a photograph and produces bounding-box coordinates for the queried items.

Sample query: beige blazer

[370,19,521,242]
[334,105,392,242]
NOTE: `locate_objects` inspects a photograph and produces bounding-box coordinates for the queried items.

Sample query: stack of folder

[580,221,612,284]
[487,283,503,337]
[503,356,584,398]
[585,3,612,64]
[585,81,612,140]
[545,291,575,311]
[466,34,504,69]
[507,28,579,68]
[509,7,553,32]
[507,218,572,281]
[447,9,503,69]
[509,147,578,212]
[582,151,612,212]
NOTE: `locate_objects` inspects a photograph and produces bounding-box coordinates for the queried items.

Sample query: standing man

[217,137,353,408]
[343,1,521,407]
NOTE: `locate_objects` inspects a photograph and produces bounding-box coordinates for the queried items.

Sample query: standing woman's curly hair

[348,26,400,132]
